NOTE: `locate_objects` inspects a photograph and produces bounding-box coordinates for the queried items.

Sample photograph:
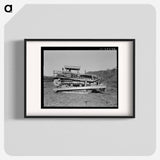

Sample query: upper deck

[64,65,80,71]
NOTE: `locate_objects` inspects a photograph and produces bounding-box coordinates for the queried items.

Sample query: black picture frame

[24,39,135,118]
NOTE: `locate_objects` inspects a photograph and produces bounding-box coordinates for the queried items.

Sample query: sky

[44,50,117,76]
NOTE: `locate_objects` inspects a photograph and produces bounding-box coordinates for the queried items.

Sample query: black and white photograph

[42,47,118,108]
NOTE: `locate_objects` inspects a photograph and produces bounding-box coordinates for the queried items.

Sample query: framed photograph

[25,39,135,118]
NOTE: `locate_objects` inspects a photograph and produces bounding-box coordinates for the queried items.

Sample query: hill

[87,68,117,89]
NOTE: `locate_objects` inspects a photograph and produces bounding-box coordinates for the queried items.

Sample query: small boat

[53,85,106,93]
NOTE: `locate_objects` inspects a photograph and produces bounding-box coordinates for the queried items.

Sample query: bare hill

[87,68,117,88]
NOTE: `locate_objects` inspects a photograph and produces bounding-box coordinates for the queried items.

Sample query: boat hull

[53,85,106,93]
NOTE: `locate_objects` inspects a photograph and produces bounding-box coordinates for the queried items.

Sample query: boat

[52,65,106,93]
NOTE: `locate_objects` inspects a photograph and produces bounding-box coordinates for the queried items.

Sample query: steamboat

[52,65,106,93]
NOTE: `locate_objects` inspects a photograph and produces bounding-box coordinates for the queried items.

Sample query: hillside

[87,68,117,89]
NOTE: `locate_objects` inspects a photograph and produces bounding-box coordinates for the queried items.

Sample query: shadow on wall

[14,40,24,119]
[5,40,25,119]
